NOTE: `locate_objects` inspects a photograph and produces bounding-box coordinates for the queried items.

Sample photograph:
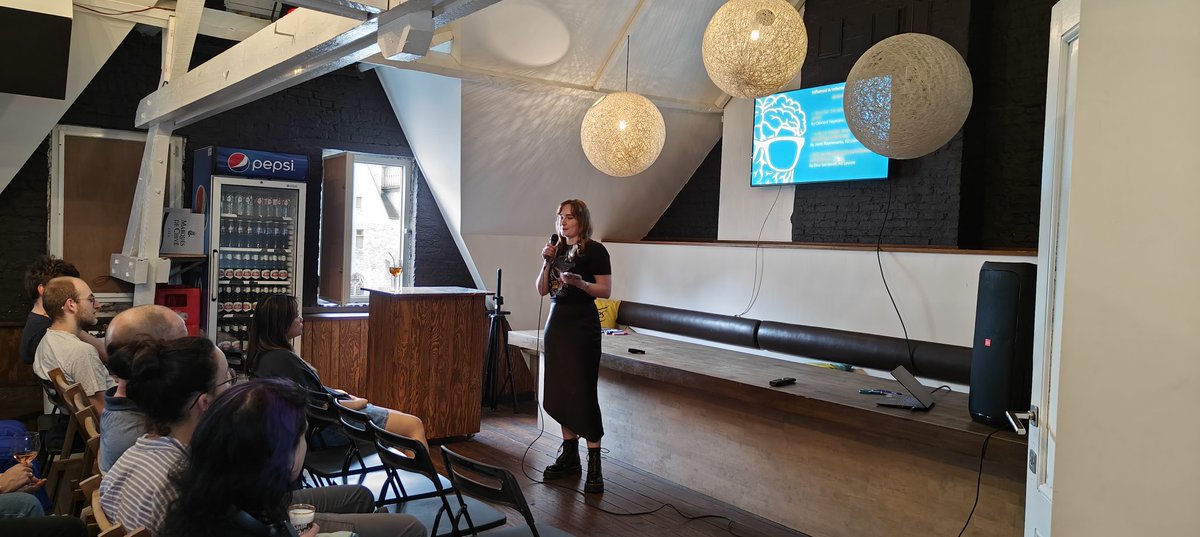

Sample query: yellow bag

[595,298,620,329]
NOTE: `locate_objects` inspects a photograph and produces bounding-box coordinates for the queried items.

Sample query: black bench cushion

[756,321,972,385]
[616,301,760,349]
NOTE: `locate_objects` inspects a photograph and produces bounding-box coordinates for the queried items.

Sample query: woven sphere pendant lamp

[701,0,808,99]
[843,33,973,159]
[580,91,666,177]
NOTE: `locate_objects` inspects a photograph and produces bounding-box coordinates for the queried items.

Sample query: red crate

[155,286,201,335]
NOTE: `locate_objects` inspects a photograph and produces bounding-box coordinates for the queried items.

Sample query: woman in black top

[533,199,612,493]
[246,295,428,450]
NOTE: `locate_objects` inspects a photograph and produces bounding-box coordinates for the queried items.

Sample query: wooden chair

[369,421,506,537]
[44,379,87,514]
[81,475,151,537]
[74,405,102,479]
[441,446,576,537]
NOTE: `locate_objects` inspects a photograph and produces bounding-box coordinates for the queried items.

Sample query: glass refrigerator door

[210,180,304,362]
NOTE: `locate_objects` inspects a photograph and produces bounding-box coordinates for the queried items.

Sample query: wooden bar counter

[510,330,1026,537]
[364,287,489,440]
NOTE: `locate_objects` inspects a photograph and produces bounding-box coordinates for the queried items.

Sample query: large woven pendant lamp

[701,0,808,99]
[580,37,666,177]
[843,33,973,159]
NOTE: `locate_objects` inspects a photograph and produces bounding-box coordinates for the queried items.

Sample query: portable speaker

[969,262,1037,428]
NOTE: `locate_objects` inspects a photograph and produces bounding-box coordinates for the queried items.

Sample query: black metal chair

[369,422,506,537]
[441,447,575,537]
[302,391,380,487]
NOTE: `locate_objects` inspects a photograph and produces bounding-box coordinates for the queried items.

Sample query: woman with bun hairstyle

[247,294,427,449]
[99,337,233,534]
[160,379,424,537]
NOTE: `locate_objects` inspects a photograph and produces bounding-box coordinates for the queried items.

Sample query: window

[319,152,416,305]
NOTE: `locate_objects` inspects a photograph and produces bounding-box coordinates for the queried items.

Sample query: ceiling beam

[279,0,388,21]
[73,0,269,41]
[589,0,647,90]
[362,52,724,115]
[134,0,498,129]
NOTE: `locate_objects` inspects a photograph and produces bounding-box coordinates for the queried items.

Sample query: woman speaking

[533,199,611,494]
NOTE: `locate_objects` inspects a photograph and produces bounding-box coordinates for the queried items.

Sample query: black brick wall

[643,140,720,241]
[651,0,1048,249]
[960,0,1054,248]
[0,139,51,323]
[412,170,475,287]
[0,31,471,322]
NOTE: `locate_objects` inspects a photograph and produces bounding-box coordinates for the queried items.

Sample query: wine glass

[388,264,403,291]
[11,432,39,465]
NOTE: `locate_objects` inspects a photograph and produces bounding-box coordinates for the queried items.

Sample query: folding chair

[370,422,506,537]
[302,391,377,487]
[441,447,575,537]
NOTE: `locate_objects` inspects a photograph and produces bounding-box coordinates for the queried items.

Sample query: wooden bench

[509,330,1026,537]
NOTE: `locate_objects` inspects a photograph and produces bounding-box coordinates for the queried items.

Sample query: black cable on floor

[519,276,750,537]
[958,428,1003,537]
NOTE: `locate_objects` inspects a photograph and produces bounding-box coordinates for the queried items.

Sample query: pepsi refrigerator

[193,146,307,367]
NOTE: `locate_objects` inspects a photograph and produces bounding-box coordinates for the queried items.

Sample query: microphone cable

[516,251,750,537]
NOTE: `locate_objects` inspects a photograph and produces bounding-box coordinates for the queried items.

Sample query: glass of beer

[288,503,315,533]
[388,265,403,291]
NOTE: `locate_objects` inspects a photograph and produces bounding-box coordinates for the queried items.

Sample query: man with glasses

[32,276,113,413]
[98,305,190,471]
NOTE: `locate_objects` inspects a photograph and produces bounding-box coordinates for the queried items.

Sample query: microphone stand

[482,268,518,412]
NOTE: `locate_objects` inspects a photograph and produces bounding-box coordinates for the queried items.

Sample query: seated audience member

[19,256,106,366]
[100,337,232,534]
[32,277,112,412]
[160,379,424,537]
[99,305,188,472]
[248,295,428,449]
[102,341,419,536]
[0,461,46,518]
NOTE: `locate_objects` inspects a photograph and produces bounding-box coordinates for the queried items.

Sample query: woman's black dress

[543,240,610,442]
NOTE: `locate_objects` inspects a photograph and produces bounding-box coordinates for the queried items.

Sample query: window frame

[319,151,416,305]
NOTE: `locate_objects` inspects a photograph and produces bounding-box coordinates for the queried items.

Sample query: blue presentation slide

[751,82,888,186]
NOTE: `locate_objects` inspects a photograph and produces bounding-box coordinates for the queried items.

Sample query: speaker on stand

[482,268,518,413]
[969,261,1037,428]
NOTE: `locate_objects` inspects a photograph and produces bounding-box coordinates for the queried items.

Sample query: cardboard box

[160,208,206,255]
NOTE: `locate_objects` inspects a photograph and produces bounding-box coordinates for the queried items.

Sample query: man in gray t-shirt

[33,277,113,412]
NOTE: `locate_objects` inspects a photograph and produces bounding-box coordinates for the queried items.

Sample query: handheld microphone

[549,234,559,246]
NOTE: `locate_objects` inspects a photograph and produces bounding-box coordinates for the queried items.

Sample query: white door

[1023,0,1080,535]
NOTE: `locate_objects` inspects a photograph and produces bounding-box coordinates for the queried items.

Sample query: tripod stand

[482,268,518,412]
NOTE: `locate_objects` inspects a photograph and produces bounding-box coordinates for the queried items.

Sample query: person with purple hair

[160,379,424,537]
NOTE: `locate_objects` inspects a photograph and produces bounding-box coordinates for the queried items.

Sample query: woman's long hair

[122,337,218,436]
[559,198,593,257]
[160,379,308,537]
[246,294,298,374]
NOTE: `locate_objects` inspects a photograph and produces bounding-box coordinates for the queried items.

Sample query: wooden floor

[422,401,810,537]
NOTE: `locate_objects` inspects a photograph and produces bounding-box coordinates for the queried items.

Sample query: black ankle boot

[584,447,603,493]
[542,438,581,480]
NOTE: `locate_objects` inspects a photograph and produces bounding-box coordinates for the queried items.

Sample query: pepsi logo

[227,152,250,172]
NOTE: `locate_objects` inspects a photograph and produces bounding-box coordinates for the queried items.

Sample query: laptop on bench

[876,365,936,411]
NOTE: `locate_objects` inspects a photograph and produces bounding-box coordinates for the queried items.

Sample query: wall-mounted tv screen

[751,82,889,186]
